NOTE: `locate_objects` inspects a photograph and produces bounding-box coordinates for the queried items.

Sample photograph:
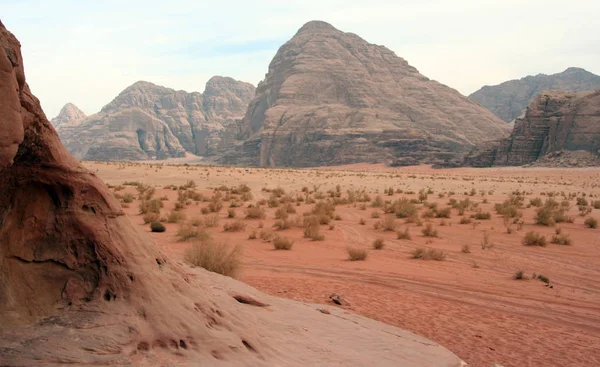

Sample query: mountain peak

[51,103,86,127]
[296,20,337,35]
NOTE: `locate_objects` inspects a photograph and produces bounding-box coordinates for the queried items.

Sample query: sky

[2,0,599,118]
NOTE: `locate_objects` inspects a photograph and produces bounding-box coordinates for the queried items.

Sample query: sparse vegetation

[396,227,411,240]
[347,247,368,261]
[184,241,242,278]
[585,217,598,228]
[273,236,294,250]
[421,223,438,238]
[412,247,446,261]
[523,231,547,247]
[372,238,385,250]
[223,220,246,232]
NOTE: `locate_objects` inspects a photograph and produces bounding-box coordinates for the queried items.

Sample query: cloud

[1,0,599,117]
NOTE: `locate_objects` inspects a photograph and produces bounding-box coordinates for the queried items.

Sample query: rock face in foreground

[50,102,86,127]
[57,77,255,161]
[469,67,600,122]
[0,21,463,367]
[218,20,509,167]
[463,90,600,167]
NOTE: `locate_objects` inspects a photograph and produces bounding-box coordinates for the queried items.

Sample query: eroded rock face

[463,90,600,167]
[50,103,86,127]
[219,20,509,167]
[469,67,600,122]
[0,21,463,367]
[57,77,255,161]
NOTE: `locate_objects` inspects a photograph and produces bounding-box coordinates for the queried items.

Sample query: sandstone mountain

[469,67,600,122]
[0,20,463,367]
[463,90,600,167]
[50,102,86,127]
[57,76,255,161]
[218,20,510,167]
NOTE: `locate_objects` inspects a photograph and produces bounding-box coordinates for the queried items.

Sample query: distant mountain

[463,90,600,167]
[218,21,509,167]
[51,103,86,127]
[56,77,255,161]
[469,67,600,122]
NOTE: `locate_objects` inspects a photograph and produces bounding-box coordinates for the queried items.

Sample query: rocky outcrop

[463,90,600,167]
[50,103,86,127]
[57,77,255,161]
[469,67,600,122]
[0,20,464,367]
[218,21,509,167]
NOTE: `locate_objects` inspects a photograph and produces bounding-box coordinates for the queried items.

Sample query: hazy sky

[2,0,599,118]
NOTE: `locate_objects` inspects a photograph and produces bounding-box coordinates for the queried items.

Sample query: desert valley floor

[86,162,600,367]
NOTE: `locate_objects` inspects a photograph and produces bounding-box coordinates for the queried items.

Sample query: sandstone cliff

[57,77,255,161]
[50,102,86,127]
[218,21,509,167]
[0,20,463,367]
[469,67,600,122]
[463,90,600,167]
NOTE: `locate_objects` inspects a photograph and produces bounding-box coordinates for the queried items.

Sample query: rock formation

[463,90,600,167]
[469,67,600,122]
[50,102,86,127]
[218,20,509,167]
[0,20,463,366]
[56,77,255,161]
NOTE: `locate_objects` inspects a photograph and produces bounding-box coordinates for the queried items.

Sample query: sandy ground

[85,161,600,367]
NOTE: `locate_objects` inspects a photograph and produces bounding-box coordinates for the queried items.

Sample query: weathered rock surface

[0,20,463,367]
[218,20,509,167]
[50,102,86,127]
[463,90,600,167]
[57,76,255,161]
[469,67,600,122]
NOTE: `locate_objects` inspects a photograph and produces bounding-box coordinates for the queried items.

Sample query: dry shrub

[122,193,135,203]
[372,238,385,250]
[380,215,398,231]
[273,218,291,230]
[248,230,257,240]
[421,223,438,237]
[227,208,236,218]
[245,206,266,219]
[167,210,186,223]
[394,198,418,218]
[303,215,324,241]
[459,216,472,225]
[208,200,223,213]
[474,211,491,220]
[223,220,246,232]
[585,217,598,228]
[396,227,411,240]
[259,230,274,242]
[347,247,368,261]
[143,212,160,224]
[184,241,242,278]
[274,206,289,220]
[412,248,446,261]
[273,236,294,250]
[204,213,219,227]
[190,216,203,227]
[523,231,547,246]
[593,200,600,210]
[177,224,211,242]
[359,218,366,225]
[551,233,572,245]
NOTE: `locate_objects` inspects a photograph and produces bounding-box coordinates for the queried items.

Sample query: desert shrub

[421,223,438,238]
[311,201,336,224]
[551,233,572,245]
[593,200,600,209]
[227,208,236,218]
[535,206,556,226]
[201,207,210,215]
[273,218,291,230]
[122,193,135,203]
[380,215,398,231]
[184,241,242,278]
[394,198,418,218]
[150,222,166,233]
[303,215,324,241]
[190,216,203,227]
[273,236,294,250]
[529,197,543,207]
[412,248,446,261]
[167,210,186,223]
[347,247,368,261]
[208,200,223,213]
[359,218,366,225]
[283,202,297,214]
[203,213,219,227]
[372,195,384,208]
[274,206,289,220]
[481,230,492,250]
[523,231,546,246]
[436,207,452,218]
[177,224,211,242]
[537,274,550,284]
[223,220,246,232]
[372,238,385,250]
[248,230,257,240]
[474,211,491,220]
[245,206,266,219]
[577,197,589,207]
[371,211,381,218]
[396,228,411,240]
[259,230,275,241]
[514,270,524,280]
[459,216,472,225]
[585,217,598,228]
[143,212,160,224]
[418,189,428,203]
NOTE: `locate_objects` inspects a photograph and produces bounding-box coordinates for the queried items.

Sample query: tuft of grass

[537,274,550,284]
[347,247,368,261]
[184,241,242,278]
[421,223,439,238]
[584,217,598,228]
[273,236,294,250]
[474,211,491,220]
[223,220,246,232]
[523,231,547,247]
[396,227,411,240]
[303,215,325,241]
[551,233,572,245]
[380,215,398,231]
[177,224,211,242]
[412,247,446,261]
[245,206,266,219]
[514,270,525,280]
[372,238,385,250]
[248,230,257,240]
[203,213,219,227]
[167,210,186,223]
[227,208,236,218]
[150,222,166,233]
[143,212,160,224]
[459,216,472,225]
